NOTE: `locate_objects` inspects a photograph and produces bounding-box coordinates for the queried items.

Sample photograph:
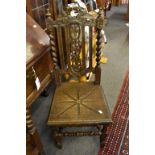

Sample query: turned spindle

[46,8,59,69]
[26,107,43,152]
[49,33,59,68]
[26,108,35,133]
[46,8,58,68]
[46,8,61,85]
[95,8,104,85]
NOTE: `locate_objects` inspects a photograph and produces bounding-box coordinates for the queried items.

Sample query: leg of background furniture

[41,88,49,97]
[100,124,109,148]
[26,107,45,154]
[52,127,63,149]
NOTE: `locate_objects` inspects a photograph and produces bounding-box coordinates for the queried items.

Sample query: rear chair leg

[52,127,63,149]
[100,124,108,148]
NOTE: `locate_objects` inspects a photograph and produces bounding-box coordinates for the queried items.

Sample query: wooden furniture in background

[112,0,120,6]
[125,1,129,21]
[121,0,128,4]
[26,0,49,29]
[112,0,128,6]
[26,14,54,107]
[26,0,33,17]
[46,6,112,149]
[26,14,54,155]
[96,0,112,25]
[26,0,70,28]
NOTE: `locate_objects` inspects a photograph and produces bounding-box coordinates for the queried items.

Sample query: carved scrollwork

[46,7,96,30]
[70,24,82,75]
[46,6,99,78]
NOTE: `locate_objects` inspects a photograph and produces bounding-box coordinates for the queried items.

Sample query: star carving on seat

[55,86,103,117]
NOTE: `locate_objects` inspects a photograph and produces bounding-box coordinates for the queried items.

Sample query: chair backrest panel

[47,13,95,74]
[46,6,104,84]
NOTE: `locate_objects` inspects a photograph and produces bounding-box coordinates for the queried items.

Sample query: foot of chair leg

[100,124,108,148]
[53,127,63,149]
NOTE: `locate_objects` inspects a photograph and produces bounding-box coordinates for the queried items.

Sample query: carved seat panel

[48,82,111,126]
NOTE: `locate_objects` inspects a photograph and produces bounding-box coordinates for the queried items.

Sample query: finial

[46,8,51,18]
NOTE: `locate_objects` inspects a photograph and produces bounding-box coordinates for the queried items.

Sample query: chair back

[46,6,104,85]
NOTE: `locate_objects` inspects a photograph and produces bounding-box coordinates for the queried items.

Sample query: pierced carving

[46,6,105,82]
[46,5,111,150]
[46,7,96,30]
[70,24,82,75]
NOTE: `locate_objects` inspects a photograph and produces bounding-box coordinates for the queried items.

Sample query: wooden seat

[48,82,111,126]
[46,4,112,149]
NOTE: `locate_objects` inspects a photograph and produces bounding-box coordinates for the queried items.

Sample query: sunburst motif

[56,86,102,117]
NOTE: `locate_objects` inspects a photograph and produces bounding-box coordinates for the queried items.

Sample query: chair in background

[46,5,112,149]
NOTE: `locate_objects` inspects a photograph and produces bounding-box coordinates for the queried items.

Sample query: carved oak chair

[46,6,112,149]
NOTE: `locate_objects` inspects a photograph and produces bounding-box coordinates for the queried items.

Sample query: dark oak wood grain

[46,6,112,149]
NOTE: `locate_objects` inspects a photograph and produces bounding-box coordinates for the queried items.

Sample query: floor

[30,5,129,155]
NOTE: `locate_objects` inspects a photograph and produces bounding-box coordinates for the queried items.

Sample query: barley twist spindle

[46,8,61,85]
[26,107,43,153]
[96,8,104,66]
[46,8,59,69]
[96,29,103,67]
[49,30,61,85]
[26,108,35,134]
[49,33,59,69]
[95,8,104,84]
